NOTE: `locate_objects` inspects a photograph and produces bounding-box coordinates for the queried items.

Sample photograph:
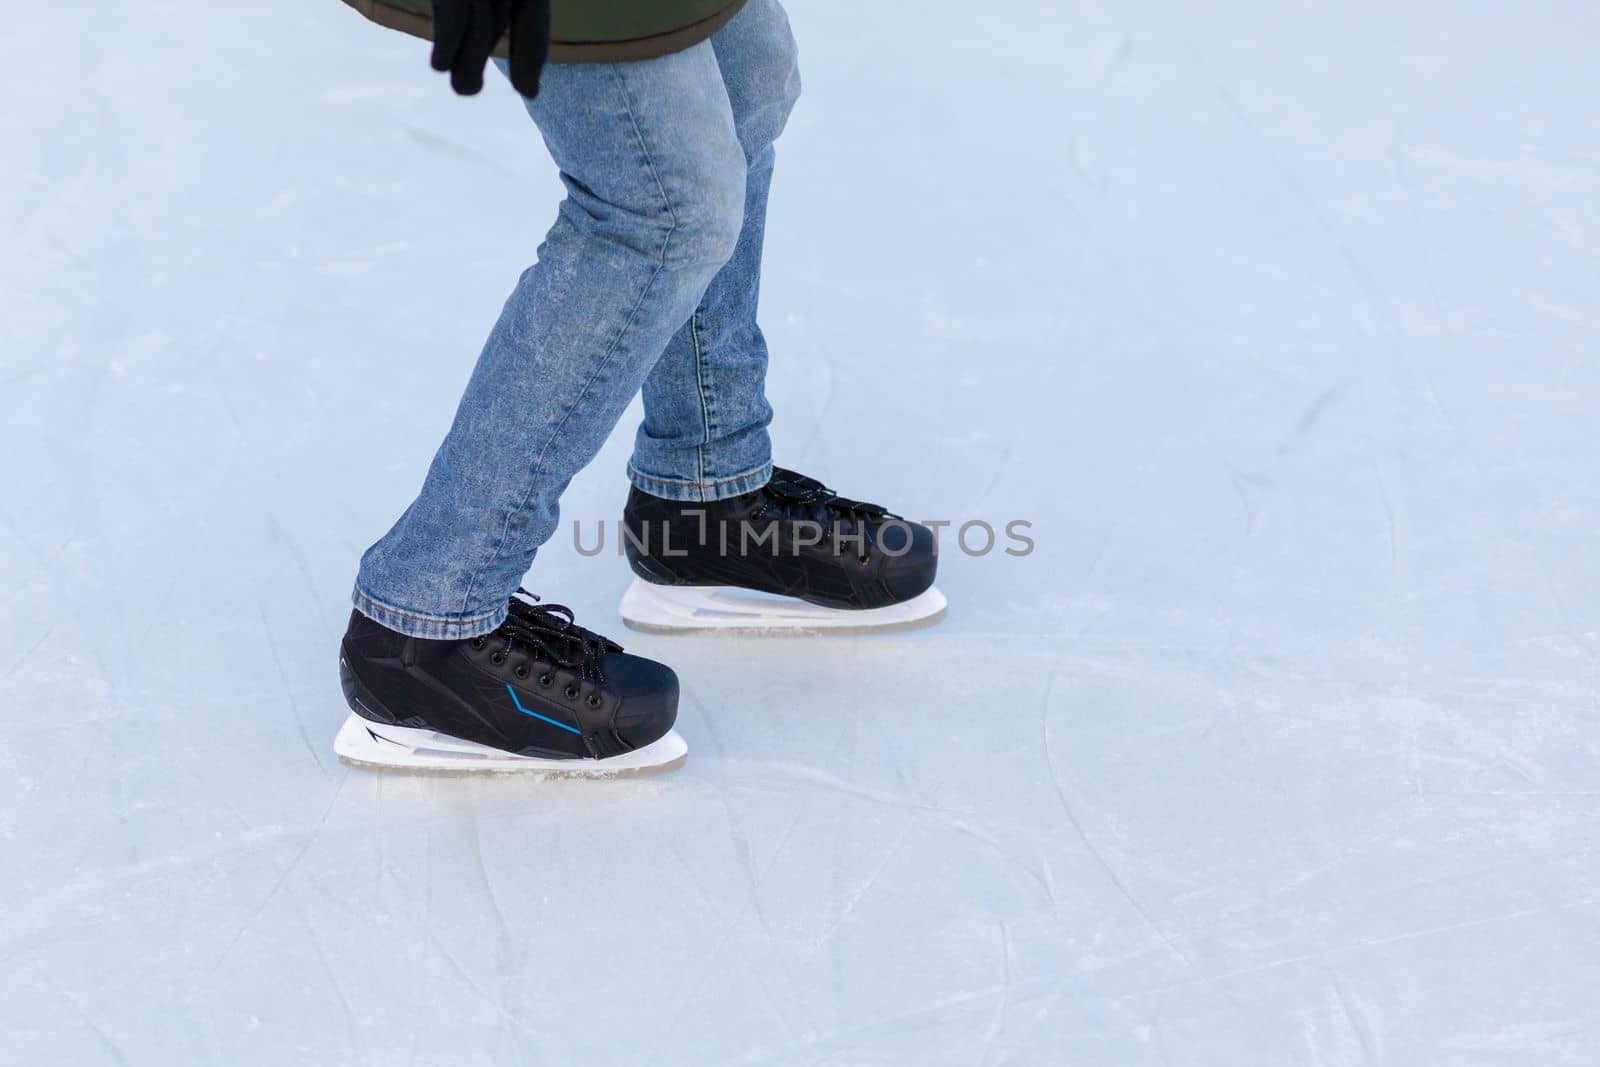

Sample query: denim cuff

[351,583,508,641]
[626,459,773,503]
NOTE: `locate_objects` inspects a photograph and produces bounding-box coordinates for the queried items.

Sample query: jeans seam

[355,590,499,625]
[690,307,711,493]
[457,63,680,618]
[627,461,769,489]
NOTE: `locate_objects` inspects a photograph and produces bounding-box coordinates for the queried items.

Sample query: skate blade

[332,715,688,778]
[618,579,948,635]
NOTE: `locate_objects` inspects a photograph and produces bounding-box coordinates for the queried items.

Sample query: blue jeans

[353,0,800,639]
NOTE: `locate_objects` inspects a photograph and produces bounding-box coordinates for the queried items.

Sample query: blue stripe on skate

[506,684,583,735]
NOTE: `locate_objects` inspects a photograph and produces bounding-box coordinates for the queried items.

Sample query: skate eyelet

[564,685,579,699]
[490,650,507,666]
[471,637,486,650]
[514,664,529,679]
[586,695,601,708]
[539,673,554,687]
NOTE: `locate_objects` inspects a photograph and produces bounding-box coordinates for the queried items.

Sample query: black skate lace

[752,469,891,560]
[493,589,620,683]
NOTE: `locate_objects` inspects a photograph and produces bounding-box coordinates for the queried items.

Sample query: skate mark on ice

[1113,896,1600,1003]
[941,814,1058,906]
[1040,663,1193,967]
[462,818,543,1064]
[1167,4,1423,362]
[725,760,939,814]
[422,927,547,1053]
[976,919,1015,1067]
[1325,965,1380,1067]
[256,602,321,770]
[659,812,808,1054]
[1274,378,1355,458]
[465,817,516,972]
[813,820,914,949]
[265,513,325,607]
[726,763,1055,902]
[39,966,134,1067]
[1226,463,1262,540]
[297,900,366,1065]
[209,772,349,975]
[1373,460,1403,578]
[403,125,522,180]
[729,982,1017,1067]
[0,623,56,685]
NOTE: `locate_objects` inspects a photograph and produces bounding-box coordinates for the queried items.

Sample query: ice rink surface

[4,1,1600,1063]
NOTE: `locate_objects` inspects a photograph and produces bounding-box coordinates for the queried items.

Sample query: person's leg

[627,0,802,504]
[353,45,747,640]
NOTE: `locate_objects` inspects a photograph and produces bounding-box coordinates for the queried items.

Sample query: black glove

[430,0,551,98]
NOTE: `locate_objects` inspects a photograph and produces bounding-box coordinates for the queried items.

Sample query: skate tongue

[766,468,888,518]
[768,468,826,495]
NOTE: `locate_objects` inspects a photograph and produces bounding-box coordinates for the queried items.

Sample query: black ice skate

[618,467,947,634]
[334,591,685,775]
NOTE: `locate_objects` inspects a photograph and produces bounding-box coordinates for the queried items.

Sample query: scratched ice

[3,2,1599,1064]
